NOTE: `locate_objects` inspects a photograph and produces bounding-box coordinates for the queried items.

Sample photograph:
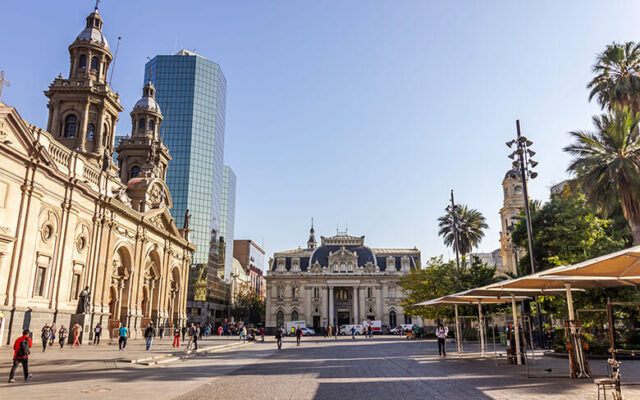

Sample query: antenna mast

[108,36,122,87]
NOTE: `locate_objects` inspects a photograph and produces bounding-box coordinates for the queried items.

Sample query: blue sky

[2,1,639,266]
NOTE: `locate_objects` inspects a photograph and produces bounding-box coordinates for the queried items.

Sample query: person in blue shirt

[118,324,129,351]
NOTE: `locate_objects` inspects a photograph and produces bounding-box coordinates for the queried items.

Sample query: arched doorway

[276,310,284,328]
[142,249,161,327]
[389,310,397,328]
[110,246,132,335]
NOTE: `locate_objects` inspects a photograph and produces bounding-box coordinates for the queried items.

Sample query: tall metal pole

[516,120,536,275]
[516,120,544,347]
[450,190,461,269]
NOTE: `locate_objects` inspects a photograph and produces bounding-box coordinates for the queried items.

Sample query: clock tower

[499,169,525,275]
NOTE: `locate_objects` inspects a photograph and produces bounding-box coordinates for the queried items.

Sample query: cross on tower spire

[94,0,101,12]
[0,71,10,101]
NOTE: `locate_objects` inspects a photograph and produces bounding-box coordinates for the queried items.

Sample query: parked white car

[339,324,364,335]
[300,327,315,336]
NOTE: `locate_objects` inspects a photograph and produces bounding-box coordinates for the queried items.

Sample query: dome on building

[133,96,161,113]
[75,11,109,50]
[504,168,520,180]
[133,83,162,113]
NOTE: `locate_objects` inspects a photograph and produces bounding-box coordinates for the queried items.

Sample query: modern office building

[144,49,227,266]
[220,166,236,279]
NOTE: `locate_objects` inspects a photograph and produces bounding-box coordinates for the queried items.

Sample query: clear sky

[2,1,640,266]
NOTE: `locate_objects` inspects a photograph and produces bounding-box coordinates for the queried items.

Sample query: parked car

[389,326,402,335]
[339,324,364,335]
[300,327,315,336]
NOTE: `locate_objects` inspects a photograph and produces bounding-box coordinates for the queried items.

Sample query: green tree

[512,192,629,275]
[588,42,640,112]
[438,204,488,257]
[231,288,265,326]
[399,256,499,321]
[564,108,640,244]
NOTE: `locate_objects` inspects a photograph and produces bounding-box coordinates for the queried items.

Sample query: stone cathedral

[265,225,421,332]
[0,6,194,345]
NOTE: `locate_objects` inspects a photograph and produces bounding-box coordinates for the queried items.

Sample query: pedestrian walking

[173,326,181,347]
[8,329,32,383]
[72,323,82,347]
[49,323,56,346]
[118,324,129,350]
[58,325,67,349]
[436,323,448,359]
[241,326,247,343]
[260,327,265,343]
[327,326,332,337]
[159,325,164,340]
[193,325,200,350]
[186,323,196,350]
[93,323,102,345]
[41,324,51,352]
[275,328,283,350]
[181,325,187,342]
[351,326,356,339]
[335,325,338,340]
[295,327,302,347]
[144,323,156,350]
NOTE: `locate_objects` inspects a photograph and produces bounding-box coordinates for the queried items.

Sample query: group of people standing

[39,322,89,351]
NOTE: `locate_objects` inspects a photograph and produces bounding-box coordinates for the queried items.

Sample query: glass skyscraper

[145,49,227,265]
[220,165,236,278]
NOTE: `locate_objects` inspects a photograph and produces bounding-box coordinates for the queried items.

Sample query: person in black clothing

[181,326,187,342]
[93,323,102,345]
[275,328,283,350]
[144,323,156,350]
[295,327,303,347]
[193,325,200,350]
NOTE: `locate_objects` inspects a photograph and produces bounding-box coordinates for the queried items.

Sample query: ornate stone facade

[0,6,194,345]
[265,227,421,332]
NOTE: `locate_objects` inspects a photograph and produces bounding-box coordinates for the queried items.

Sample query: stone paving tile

[1,336,639,399]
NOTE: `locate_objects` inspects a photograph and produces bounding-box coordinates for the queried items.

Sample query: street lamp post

[507,119,543,346]
[449,189,461,269]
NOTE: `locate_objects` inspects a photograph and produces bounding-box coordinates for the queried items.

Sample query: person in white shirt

[435,323,449,358]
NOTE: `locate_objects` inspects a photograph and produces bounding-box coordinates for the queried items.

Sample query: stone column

[376,285,383,322]
[95,106,105,155]
[353,286,359,324]
[328,286,334,326]
[148,280,156,318]
[305,286,312,326]
[79,101,90,151]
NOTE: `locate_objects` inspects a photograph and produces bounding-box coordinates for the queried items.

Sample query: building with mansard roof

[0,6,194,345]
[265,224,421,332]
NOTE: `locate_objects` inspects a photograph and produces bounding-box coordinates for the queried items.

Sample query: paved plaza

[1,336,639,399]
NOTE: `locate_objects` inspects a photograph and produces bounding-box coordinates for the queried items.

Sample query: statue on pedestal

[77,286,91,314]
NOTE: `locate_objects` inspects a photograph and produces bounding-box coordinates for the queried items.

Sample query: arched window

[389,310,397,328]
[87,124,95,141]
[148,119,155,132]
[138,118,146,132]
[64,115,77,138]
[79,55,87,69]
[291,311,298,321]
[276,311,284,328]
[130,166,141,179]
[90,56,98,71]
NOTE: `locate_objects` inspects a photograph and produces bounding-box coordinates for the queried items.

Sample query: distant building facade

[265,226,421,332]
[0,7,194,344]
[467,249,503,270]
[144,49,227,266]
[220,166,236,279]
[499,169,526,275]
[187,229,229,326]
[233,239,265,297]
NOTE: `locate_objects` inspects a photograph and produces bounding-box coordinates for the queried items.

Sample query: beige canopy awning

[416,294,529,306]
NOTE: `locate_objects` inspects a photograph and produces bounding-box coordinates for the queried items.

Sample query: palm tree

[438,204,488,257]
[564,107,640,245]
[588,41,640,112]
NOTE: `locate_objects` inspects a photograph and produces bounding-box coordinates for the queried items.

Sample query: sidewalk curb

[132,341,252,365]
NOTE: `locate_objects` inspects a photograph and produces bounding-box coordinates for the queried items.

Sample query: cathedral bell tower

[44,5,124,166]
[116,81,171,184]
[499,169,526,275]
